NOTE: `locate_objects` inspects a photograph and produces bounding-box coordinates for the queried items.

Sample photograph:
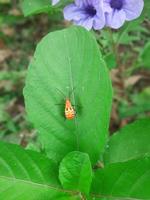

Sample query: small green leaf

[20,0,70,17]
[91,157,150,199]
[119,88,150,118]
[117,15,145,45]
[24,26,112,165]
[0,141,80,199]
[21,0,54,16]
[143,0,150,17]
[104,118,150,164]
[59,151,92,195]
[104,53,116,70]
[141,41,150,67]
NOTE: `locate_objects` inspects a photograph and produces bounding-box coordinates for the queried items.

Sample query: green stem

[107,28,120,65]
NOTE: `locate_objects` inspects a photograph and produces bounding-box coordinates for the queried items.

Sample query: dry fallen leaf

[1,26,15,37]
[125,75,142,87]
[0,49,12,63]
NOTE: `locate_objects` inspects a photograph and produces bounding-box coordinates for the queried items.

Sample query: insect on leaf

[24,26,112,166]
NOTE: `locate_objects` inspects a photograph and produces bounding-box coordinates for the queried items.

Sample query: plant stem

[107,28,128,128]
[79,193,87,200]
[107,28,120,65]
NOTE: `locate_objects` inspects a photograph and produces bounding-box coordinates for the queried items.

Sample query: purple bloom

[103,0,144,29]
[63,0,105,30]
[52,0,60,5]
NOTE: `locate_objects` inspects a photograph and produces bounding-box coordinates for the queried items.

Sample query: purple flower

[103,0,144,29]
[52,0,60,5]
[63,0,105,30]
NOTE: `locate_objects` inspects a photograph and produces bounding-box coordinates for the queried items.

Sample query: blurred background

[0,0,150,147]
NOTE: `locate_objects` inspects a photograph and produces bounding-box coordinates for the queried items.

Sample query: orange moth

[65,99,76,120]
[56,88,76,120]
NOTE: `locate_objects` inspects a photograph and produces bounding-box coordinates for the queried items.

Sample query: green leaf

[119,88,150,118]
[104,118,150,164]
[116,15,145,45]
[0,141,80,199]
[20,0,70,17]
[141,41,150,67]
[143,0,150,17]
[0,0,10,3]
[21,0,54,17]
[24,26,112,165]
[91,157,150,200]
[59,151,92,195]
[104,53,116,70]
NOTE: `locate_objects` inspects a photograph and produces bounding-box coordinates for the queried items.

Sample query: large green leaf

[0,141,80,199]
[59,151,92,195]
[91,157,150,200]
[24,26,112,165]
[104,118,150,164]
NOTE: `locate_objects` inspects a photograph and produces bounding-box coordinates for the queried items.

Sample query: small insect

[65,99,76,120]
[56,88,76,120]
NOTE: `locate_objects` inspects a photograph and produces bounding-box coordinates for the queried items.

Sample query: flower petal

[75,0,85,7]
[64,4,87,21]
[63,0,106,30]
[123,0,144,21]
[103,1,113,13]
[93,15,105,30]
[75,17,94,30]
[105,9,126,29]
[52,0,60,6]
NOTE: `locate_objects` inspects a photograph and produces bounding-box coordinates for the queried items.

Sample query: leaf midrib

[63,31,79,150]
[0,175,77,195]
[0,175,147,200]
[90,193,147,200]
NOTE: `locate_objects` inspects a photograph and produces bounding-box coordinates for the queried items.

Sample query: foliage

[21,0,70,16]
[0,141,78,199]
[59,151,92,195]
[1,24,150,198]
[104,118,150,164]
[141,41,150,67]
[0,0,150,199]
[91,156,150,199]
[23,26,112,165]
